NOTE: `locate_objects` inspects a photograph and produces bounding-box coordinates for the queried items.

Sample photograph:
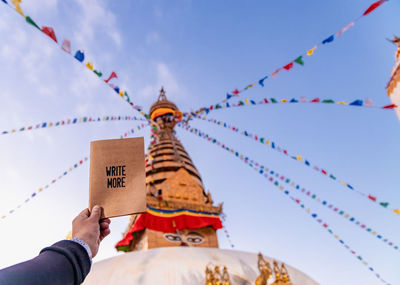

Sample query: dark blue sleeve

[0,240,91,285]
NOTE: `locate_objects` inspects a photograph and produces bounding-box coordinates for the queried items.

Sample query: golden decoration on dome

[255,253,272,285]
[205,265,230,285]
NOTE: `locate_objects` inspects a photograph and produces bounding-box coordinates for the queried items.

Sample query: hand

[72,205,111,258]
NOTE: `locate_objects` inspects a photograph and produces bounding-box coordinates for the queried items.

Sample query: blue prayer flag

[258,76,268,87]
[322,35,334,44]
[226,93,232,100]
[74,50,85,62]
[350,99,363,106]
[42,123,47,128]
[290,98,298,103]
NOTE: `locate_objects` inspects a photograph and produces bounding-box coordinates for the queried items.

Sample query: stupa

[386,35,400,120]
[83,88,319,285]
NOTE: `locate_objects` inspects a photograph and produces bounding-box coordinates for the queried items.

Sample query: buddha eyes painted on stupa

[163,232,204,245]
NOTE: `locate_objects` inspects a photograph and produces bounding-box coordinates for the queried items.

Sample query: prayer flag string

[0,115,147,136]
[185,97,396,117]
[1,1,150,120]
[180,122,400,252]
[188,0,389,119]
[220,213,235,249]
[179,123,391,284]
[193,116,398,216]
[0,157,88,221]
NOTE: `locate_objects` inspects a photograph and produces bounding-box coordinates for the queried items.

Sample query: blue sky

[0,0,399,284]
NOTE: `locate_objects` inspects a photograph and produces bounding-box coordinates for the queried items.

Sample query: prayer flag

[363,0,386,16]
[380,202,389,208]
[271,68,281,77]
[86,62,93,70]
[311,98,320,103]
[119,90,124,97]
[61,39,71,53]
[350,99,363,106]
[26,16,40,30]
[232,89,240,95]
[336,101,349,105]
[322,35,334,44]
[368,195,377,202]
[382,104,397,109]
[245,99,249,105]
[104,71,118,83]
[42,26,57,43]
[11,0,24,16]
[336,22,355,37]
[264,98,269,104]
[258,76,268,87]
[393,209,400,215]
[290,98,298,103]
[299,96,308,103]
[364,98,373,107]
[2,0,7,4]
[250,100,256,105]
[226,93,232,100]
[74,50,85,62]
[114,87,120,94]
[271,98,277,103]
[283,62,294,71]
[94,70,102,77]
[306,46,317,56]
[322,99,335,103]
[294,56,304,65]
[245,84,255,90]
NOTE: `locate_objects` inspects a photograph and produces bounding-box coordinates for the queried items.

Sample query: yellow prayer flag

[119,90,124,97]
[306,209,310,213]
[334,235,339,239]
[11,129,16,133]
[11,0,25,17]
[281,99,287,103]
[372,232,377,235]
[38,188,43,192]
[279,186,284,190]
[86,62,93,70]
[69,168,72,171]
[290,182,295,186]
[149,154,154,160]
[245,99,249,105]
[393,209,400,215]
[48,122,53,127]
[363,261,368,265]
[339,180,346,185]
[306,46,317,56]
[296,155,302,162]
[344,214,349,218]
[336,101,349,105]
[266,140,270,145]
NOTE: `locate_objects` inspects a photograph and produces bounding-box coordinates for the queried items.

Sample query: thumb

[89,205,103,221]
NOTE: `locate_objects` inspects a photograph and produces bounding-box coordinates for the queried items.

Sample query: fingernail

[93,205,100,211]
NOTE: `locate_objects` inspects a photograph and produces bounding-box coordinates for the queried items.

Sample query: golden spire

[281,263,293,284]
[255,253,272,285]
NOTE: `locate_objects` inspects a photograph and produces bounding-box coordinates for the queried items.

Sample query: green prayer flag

[93,70,102,77]
[380,202,389,208]
[294,56,304,66]
[271,98,277,103]
[322,99,335,103]
[26,16,40,30]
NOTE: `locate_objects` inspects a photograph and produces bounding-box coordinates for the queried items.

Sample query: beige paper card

[89,137,146,218]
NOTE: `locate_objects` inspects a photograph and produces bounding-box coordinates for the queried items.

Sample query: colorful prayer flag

[382,104,396,109]
[322,99,335,103]
[258,76,268,87]
[322,35,334,44]
[363,0,386,16]
[74,50,85,62]
[283,62,294,71]
[86,62,93,70]
[226,93,233,100]
[25,16,40,30]
[41,26,57,43]
[232,89,240,95]
[306,46,317,56]
[104,71,118,83]
[311,98,320,103]
[61,39,71,53]
[11,0,24,16]
[271,68,281,77]
[294,56,304,66]
[93,70,102,77]
[350,99,363,106]
[336,22,355,37]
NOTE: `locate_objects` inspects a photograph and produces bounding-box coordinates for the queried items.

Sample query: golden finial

[214,266,221,285]
[222,266,231,285]
[272,260,282,284]
[281,263,293,284]
[255,253,272,285]
[205,266,214,285]
[158,86,167,101]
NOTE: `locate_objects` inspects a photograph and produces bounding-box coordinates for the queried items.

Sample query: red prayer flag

[382,104,397,109]
[368,195,377,202]
[362,0,386,16]
[232,89,240,95]
[271,68,281,77]
[283,62,294,71]
[321,169,327,175]
[311,98,321,103]
[104,71,118,83]
[41,26,57,43]
[264,98,269,104]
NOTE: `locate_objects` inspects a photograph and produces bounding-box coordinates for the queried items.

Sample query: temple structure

[115,88,223,251]
[386,36,400,120]
[83,89,319,285]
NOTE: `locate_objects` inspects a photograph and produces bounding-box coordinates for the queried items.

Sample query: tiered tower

[116,88,223,251]
[386,36,400,120]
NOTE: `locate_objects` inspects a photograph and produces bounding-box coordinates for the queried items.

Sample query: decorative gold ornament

[255,253,272,285]
[205,265,231,285]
